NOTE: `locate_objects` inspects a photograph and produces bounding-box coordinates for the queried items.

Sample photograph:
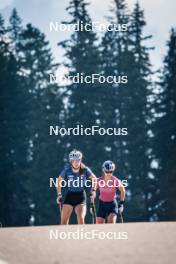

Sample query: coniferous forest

[0,0,176,226]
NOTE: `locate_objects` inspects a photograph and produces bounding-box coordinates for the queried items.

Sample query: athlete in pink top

[96,161,126,224]
[97,175,121,202]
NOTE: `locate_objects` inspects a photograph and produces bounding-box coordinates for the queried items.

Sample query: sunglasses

[105,171,113,173]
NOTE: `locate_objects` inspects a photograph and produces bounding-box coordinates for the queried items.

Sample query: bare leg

[61,204,73,225]
[75,204,86,224]
[96,217,105,224]
[107,213,117,224]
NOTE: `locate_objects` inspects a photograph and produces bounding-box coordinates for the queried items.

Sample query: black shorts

[97,199,118,219]
[64,191,86,207]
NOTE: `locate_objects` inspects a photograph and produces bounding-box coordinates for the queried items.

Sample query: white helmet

[102,160,115,172]
[69,149,83,162]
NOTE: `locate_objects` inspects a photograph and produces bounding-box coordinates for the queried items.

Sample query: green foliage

[0,0,175,226]
[154,28,176,220]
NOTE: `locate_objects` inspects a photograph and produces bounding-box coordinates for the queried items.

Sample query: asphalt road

[0,222,175,264]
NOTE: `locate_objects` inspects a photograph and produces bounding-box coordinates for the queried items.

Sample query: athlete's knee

[61,218,68,225]
[76,211,85,219]
[76,210,85,222]
[61,211,71,225]
[77,216,85,224]
[96,217,105,224]
[107,213,116,223]
[75,206,86,217]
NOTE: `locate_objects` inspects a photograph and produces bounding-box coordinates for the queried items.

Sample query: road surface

[0,222,175,264]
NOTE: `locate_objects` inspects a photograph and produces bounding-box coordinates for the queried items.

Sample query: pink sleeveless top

[97,175,120,202]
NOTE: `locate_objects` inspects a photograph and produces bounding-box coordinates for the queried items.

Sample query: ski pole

[57,194,62,224]
[58,201,63,224]
[90,197,96,224]
[119,211,124,223]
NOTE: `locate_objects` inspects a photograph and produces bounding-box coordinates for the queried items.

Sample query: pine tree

[1,9,64,226]
[17,23,64,225]
[100,0,131,186]
[0,13,12,226]
[99,1,155,221]
[155,28,176,220]
[58,0,102,167]
[0,11,33,226]
[8,8,22,53]
[126,2,154,221]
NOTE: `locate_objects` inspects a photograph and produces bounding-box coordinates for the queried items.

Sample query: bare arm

[89,174,98,190]
[57,175,63,194]
[118,182,126,201]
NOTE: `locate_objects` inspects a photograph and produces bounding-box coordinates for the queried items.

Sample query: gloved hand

[56,193,62,205]
[90,189,96,202]
[118,201,124,213]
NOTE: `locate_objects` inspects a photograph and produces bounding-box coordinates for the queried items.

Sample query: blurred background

[0,0,176,227]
